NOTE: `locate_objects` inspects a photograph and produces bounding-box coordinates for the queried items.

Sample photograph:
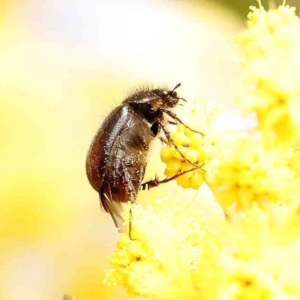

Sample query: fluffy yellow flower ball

[237,4,300,143]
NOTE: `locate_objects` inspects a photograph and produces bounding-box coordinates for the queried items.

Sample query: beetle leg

[119,159,137,239]
[159,120,199,167]
[118,159,136,203]
[141,164,204,190]
[159,137,170,145]
[161,108,204,135]
[168,120,178,125]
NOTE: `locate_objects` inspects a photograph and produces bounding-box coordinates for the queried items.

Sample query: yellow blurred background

[0,1,242,299]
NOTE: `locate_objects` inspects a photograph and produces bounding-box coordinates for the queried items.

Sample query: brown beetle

[86,83,202,231]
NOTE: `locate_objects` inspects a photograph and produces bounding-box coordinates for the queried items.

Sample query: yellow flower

[105,196,223,298]
[160,124,205,189]
[236,4,300,143]
[106,196,300,299]
[218,205,300,299]
[159,99,219,190]
[205,133,295,212]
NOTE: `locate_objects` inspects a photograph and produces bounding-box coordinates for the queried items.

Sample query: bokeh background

[0,0,292,299]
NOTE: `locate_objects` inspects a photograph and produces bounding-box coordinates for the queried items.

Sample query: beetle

[86,83,202,231]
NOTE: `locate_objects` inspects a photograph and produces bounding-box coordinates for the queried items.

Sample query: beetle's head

[151,83,185,110]
[123,83,186,124]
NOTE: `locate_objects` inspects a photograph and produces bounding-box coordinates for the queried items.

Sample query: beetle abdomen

[98,110,155,229]
[86,105,131,191]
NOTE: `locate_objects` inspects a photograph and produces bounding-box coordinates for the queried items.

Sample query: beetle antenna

[171,83,181,93]
[173,83,181,91]
[167,83,181,97]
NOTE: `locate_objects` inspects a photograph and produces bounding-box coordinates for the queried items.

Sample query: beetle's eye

[172,91,177,97]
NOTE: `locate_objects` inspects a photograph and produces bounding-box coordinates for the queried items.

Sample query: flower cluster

[160,124,205,189]
[206,135,294,211]
[236,3,300,143]
[106,198,300,299]
[159,100,219,189]
[105,196,223,298]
